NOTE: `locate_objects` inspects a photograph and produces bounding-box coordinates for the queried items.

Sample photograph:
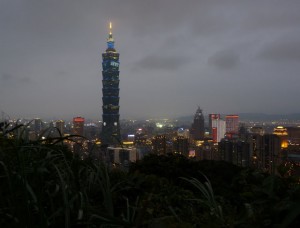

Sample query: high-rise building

[209,114,220,134]
[225,115,239,135]
[152,135,167,155]
[287,126,300,144]
[191,107,205,140]
[55,120,65,136]
[34,118,42,135]
[173,136,189,156]
[212,118,226,143]
[252,134,280,174]
[218,138,252,167]
[73,117,84,136]
[101,22,121,146]
[273,126,288,148]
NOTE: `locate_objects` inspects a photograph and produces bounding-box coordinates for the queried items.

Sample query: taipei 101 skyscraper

[101,22,121,145]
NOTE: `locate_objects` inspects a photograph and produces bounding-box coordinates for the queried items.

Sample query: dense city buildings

[1,20,299,180]
[250,126,265,136]
[177,128,190,139]
[2,112,300,177]
[101,22,121,146]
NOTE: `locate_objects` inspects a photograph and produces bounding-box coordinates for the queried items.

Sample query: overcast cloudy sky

[1,0,300,120]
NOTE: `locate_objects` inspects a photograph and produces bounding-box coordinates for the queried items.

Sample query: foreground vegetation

[1,123,300,227]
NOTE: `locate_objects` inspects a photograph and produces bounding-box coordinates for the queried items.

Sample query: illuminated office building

[225,115,239,135]
[252,134,280,174]
[209,114,220,133]
[218,139,252,167]
[73,117,84,136]
[55,120,65,136]
[212,118,226,143]
[101,22,121,146]
[273,126,288,148]
[173,136,189,156]
[152,135,167,155]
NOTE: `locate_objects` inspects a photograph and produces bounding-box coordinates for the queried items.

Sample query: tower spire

[107,21,114,49]
[108,22,114,42]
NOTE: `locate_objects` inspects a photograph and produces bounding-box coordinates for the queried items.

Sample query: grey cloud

[136,54,190,71]
[1,0,300,118]
[208,50,240,70]
[259,39,300,62]
[19,77,32,84]
[1,73,32,84]
[1,73,13,81]
[119,0,203,36]
[241,2,300,31]
[191,19,230,37]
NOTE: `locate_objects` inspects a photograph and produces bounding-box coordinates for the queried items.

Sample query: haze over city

[1,0,300,120]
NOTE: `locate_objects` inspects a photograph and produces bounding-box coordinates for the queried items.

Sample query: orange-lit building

[273,126,288,149]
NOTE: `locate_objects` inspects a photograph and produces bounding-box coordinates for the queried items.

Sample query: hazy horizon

[1,0,300,120]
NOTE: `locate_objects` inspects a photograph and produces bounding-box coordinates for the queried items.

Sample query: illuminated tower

[101,22,121,145]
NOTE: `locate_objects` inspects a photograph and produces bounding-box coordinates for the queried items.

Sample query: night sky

[1,0,300,120]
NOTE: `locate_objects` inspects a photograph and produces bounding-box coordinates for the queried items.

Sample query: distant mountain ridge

[178,113,300,122]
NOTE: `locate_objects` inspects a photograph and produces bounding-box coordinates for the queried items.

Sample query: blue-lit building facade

[101,23,121,145]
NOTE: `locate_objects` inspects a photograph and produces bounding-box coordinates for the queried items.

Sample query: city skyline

[1,0,300,120]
